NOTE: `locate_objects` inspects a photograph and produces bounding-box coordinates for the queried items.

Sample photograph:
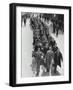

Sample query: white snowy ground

[22,19,33,77]
[21,19,64,77]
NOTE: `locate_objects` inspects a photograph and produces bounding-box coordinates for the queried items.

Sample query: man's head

[49,46,52,50]
[38,48,41,52]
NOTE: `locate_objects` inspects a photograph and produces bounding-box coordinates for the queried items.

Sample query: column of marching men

[23,15,63,76]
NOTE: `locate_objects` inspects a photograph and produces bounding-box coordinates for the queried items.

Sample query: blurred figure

[53,47,63,73]
[43,42,49,55]
[55,21,59,37]
[33,48,43,76]
[31,57,37,76]
[24,18,26,26]
[53,21,56,33]
[49,36,56,48]
[45,46,54,75]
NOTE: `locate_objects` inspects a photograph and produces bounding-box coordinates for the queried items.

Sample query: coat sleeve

[60,52,63,61]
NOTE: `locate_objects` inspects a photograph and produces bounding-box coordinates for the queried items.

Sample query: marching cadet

[34,48,43,76]
[53,47,63,73]
[45,46,54,75]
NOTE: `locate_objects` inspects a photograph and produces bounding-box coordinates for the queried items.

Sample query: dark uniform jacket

[54,49,63,67]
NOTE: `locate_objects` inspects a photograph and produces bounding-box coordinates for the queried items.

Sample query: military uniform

[34,50,43,76]
[45,50,54,73]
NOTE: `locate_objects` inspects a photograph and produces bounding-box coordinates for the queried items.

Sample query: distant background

[0,0,73,89]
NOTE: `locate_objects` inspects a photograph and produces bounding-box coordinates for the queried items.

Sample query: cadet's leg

[54,64,57,73]
[36,62,40,76]
[49,59,53,76]
[46,59,49,72]
[46,60,50,74]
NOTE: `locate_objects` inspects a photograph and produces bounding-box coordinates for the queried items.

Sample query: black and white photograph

[21,12,64,77]
[10,3,71,87]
